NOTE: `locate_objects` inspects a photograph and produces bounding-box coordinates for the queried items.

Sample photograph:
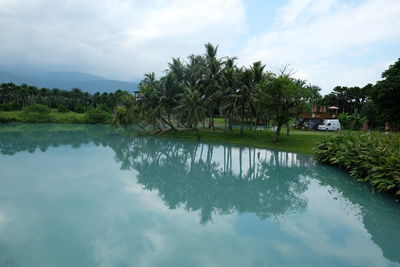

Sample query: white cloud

[239,0,400,94]
[0,0,246,80]
[1,0,399,93]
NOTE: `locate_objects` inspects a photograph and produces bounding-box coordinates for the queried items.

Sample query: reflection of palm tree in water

[314,164,400,263]
[116,137,310,223]
[1,124,400,263]
[111,137,400,263]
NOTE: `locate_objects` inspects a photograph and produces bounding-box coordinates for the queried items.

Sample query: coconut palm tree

[203,43,223,130]
[176,87,206,139]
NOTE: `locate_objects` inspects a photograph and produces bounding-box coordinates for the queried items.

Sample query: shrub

[315,133,400,195]
[74,104,85,113]
[0,101,21,111]
[20,112,51,123]
[0,112,20,122]
[20,104,51,122]
[98,104,112,113]
[50,112,87,124]
[22,104,50,114]
[86,108,112,124]
[57,104,68,113]
[339,113,367,130]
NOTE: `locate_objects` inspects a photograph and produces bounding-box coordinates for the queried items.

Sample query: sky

[0,0,399,94]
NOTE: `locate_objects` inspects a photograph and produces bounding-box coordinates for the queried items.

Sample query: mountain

[0,71,40,85]
[41,71,106,82]
[0,71,138,93]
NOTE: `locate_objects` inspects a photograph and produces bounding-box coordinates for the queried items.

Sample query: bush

[57,104,68,113]
[20,104,51,122]
[74,104,85,113]
[0,101,21,111]
[98,104,112,113]
[86,108,112,124]
[315,133,400,195]
[0,112,20,122]
[22,104,50,114]
[20,112,51,123]
[339,113,367,130]
[50,112,87,124]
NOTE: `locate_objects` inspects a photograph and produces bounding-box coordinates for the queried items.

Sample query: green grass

[0,110,21,122]
[0,110,92,124]
[156,128,339,154]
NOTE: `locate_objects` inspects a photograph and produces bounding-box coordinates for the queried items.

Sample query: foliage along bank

[0,103,112,124]
[315,133,400,196]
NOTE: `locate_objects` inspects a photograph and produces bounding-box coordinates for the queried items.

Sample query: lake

[0,124,399,267]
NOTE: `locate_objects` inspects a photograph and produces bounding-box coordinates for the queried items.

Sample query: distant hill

[0,71,138,93]
[42,71,106,82]
[0,71,39,85]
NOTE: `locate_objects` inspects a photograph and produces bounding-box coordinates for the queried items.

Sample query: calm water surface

[0,124,399,267]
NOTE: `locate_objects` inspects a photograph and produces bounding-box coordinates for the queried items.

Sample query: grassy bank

[0,109,111,124]
[155,128,339,154]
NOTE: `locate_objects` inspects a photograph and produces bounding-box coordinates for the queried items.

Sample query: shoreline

[135,127,334,155]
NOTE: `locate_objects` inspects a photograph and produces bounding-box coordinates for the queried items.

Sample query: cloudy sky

[0,0,399,94]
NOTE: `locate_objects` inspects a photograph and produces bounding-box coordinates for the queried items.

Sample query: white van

[317,119,341,131]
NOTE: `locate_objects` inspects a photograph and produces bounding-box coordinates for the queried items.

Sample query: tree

[203,43,223,130]
[260,75,312,143]
[372,58,400,129]
[176,88,206,139]
[220,57,239,131]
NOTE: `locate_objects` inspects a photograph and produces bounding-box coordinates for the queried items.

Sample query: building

[298,106,339,130]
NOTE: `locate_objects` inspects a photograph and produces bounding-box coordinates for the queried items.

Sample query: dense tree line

[316,59,400,129]
[0,83,131,113]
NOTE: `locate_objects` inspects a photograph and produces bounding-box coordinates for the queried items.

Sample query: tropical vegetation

[0,85,131,123]
[315,133,400,196]
[111,45,399,139]
[316,59,400,130]
[111,43,321,143]
[1,44,398,135]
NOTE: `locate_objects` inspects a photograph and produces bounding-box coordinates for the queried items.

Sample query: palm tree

[136,72,164,130]
[237,68,255,134]
[176,87,206,139]
[220,57,239,131]
[158,73,179,131]
[203,43,223,130]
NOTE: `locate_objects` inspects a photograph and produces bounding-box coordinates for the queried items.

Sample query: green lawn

[158,128,339,154]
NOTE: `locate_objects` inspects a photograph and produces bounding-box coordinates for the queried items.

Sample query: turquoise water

[0,124,399,267]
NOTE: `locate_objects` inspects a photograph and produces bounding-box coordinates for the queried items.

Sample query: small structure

[363,121,369,132]
[134,91,141,101]
[298,105,339,130]
[385,122,390,133]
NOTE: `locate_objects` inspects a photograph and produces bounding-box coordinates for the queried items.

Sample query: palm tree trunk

[249,115,252,131]
[228,113,233,131]
[224,114,227,132]
[196,127,200,140]
[239,147,243,178]
[240,104,244,135]
[275,124,282,143]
